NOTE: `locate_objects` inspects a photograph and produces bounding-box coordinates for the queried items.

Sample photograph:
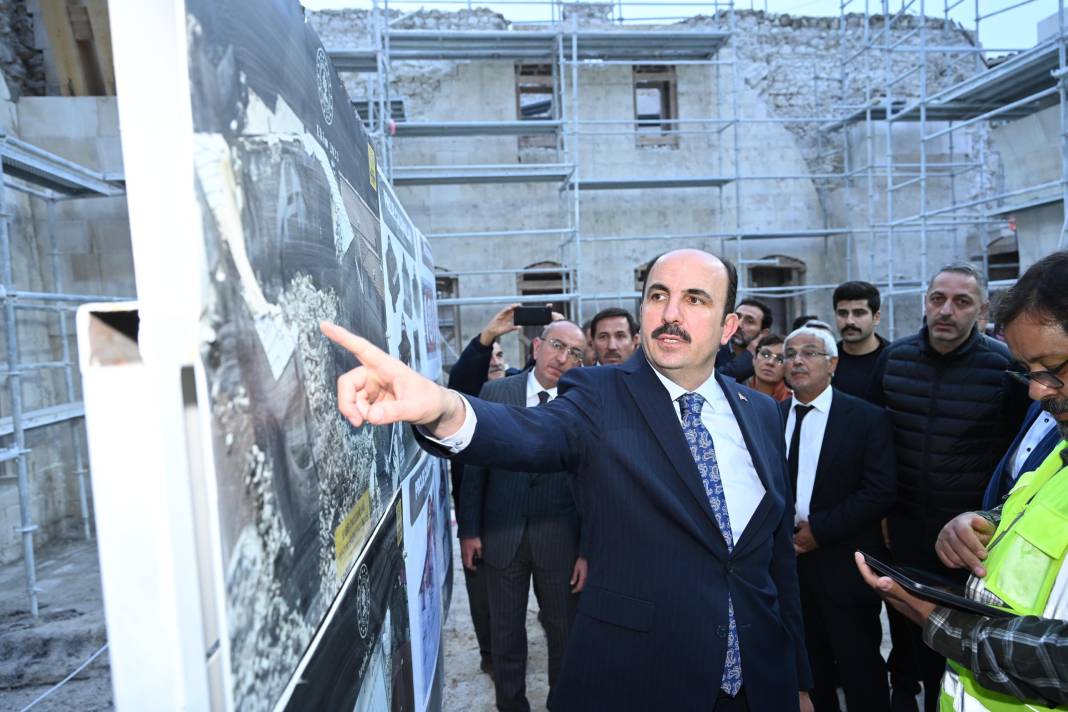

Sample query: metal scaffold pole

[882,0,896,338]
[0,159,38,617]
[46,199,91,541]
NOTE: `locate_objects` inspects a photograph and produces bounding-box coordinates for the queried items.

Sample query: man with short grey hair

[781,326,895,712]
[869,263,1030,712]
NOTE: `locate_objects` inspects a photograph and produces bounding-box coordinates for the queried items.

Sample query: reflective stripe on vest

[941,441,1068,712]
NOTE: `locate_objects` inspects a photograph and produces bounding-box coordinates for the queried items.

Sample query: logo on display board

[316,47,335,126]
[356,563,371,638]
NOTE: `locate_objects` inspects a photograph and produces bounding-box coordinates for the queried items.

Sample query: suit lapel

[718,373,779,556]
[504,373,527,407]
[623,358,725,543]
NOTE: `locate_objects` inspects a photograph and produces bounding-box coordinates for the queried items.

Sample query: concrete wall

[990,104,1065,265]
[0,95,134,565]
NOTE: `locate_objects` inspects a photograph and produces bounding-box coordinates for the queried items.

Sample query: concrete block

[95,136,124,174]
[35,218,93,256]
[97,97,120,136]
[17,97,100,139]
[0,100,18,135]
[69,253,102,285]
[17,137,99,172]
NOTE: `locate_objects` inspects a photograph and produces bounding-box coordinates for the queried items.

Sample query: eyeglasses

[756,349,784,365]
[1006,355,1068,390]
[544,338,585,364]
[784,349,831,362]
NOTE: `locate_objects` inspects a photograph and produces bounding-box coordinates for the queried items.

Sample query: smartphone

[513,306,553,326]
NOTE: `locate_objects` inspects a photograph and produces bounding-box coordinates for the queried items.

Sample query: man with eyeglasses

[457,319,588,712]
[857,250,1068,711]
[781,325,896,712]
[869,263,1030,712]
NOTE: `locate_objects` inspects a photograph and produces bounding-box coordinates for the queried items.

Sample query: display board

[91,1,451,710]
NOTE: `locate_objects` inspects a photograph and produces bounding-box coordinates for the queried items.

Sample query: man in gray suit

[458,319,589,712]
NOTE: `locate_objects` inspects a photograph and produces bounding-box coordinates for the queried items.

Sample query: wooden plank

[84,0,116,95]
[37,0,87,95]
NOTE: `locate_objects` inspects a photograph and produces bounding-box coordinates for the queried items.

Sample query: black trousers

[483,526,577,712]
[800,570,890,712]
[463,560,493,660]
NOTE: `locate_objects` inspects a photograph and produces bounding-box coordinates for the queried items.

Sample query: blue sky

[302,0,1060,53]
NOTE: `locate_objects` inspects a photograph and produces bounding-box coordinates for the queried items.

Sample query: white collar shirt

[1009,411,1057,482]
[525,370,558,408]
[649,366,766,538]
[784,385,834,526]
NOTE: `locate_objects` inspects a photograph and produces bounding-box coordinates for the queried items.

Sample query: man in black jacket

[869,263,1030,711]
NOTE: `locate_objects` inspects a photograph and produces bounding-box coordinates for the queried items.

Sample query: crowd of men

[321,248,1068,712]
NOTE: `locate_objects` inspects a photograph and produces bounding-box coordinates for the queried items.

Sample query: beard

[1042,397,1068,442]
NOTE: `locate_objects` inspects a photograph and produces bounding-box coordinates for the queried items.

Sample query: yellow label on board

[368,143,378,191]
[334,490,372,580]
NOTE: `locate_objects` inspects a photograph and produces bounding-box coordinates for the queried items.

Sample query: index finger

[320,321,390,368]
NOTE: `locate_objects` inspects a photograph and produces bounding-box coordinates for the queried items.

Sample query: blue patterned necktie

[679,392,743,696]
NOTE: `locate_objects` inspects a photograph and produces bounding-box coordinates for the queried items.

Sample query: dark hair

[832,281,881,313]
[756,333,784,350]
[791,314,818,331]
[991,251,1068,334]
[737,298,773,330]
[591,307,639,338]
[641,250,738,323]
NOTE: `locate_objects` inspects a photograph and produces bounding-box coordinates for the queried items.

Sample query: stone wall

[0,0,44,98]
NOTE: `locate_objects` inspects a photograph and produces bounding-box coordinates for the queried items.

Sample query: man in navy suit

[322,248,814,712]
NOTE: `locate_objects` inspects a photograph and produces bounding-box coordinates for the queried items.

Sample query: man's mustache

[651,323,692,342]
[1042,398,1068,416]
[842,327,861,334]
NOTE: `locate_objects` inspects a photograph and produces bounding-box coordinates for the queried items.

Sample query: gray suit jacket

[457,372,581,570]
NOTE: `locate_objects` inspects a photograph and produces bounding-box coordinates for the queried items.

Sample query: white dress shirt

[525,370,557,407]
[784,385,833,526]
[649,367,767,538]
[1009,411,1057,482]
[427,364,767,536]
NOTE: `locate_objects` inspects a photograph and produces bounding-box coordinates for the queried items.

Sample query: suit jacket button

[716,625,727,638]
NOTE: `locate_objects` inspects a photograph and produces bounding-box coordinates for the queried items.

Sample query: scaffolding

[830,0,1068,336]
[328,0,1068,353]
[0,135,127,616]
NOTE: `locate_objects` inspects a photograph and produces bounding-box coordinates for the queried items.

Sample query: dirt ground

[0,538,112,712]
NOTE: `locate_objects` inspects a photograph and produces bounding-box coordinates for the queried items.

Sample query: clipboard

[860,551,1017,619]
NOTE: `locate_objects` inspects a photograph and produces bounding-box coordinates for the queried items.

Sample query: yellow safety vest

[941,440,1068,712]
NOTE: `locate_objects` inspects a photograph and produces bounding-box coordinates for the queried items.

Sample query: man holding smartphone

[458,319,589,712]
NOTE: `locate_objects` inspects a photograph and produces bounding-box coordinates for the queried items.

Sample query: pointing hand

[320,321,466,436]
